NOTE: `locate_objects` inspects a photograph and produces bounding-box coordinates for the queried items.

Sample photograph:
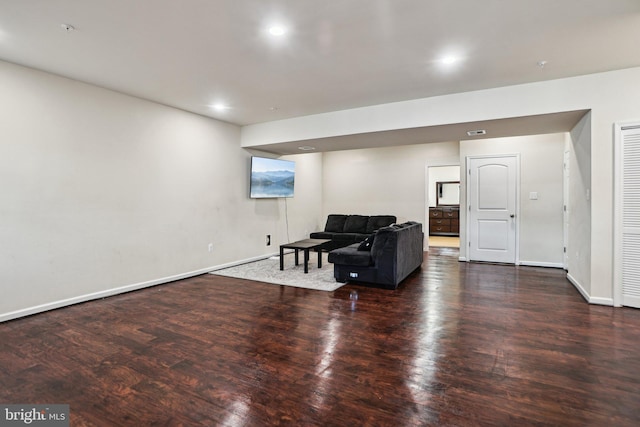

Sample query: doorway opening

[426,164,461,249]
[429,235,460,248]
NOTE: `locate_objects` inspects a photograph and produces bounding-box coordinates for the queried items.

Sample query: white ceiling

[1,1,639,147]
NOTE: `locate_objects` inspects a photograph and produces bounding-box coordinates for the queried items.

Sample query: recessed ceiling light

[298,146,316,151]
[60,23,75,32]
[211,103,229,111]
[467,129,486,136]
[441,56,458,65]
[268,25,286,36]
[537,60,548,68]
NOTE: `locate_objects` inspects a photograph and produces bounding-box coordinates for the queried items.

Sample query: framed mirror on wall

[437,181,460,206]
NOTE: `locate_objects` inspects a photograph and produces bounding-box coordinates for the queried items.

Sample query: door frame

[563,150,570,270]
[465,154,520,264]
[613,121,640,307]
[425,160,461,251]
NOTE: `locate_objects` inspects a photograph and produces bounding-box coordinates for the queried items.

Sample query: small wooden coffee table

[279,239,331,273]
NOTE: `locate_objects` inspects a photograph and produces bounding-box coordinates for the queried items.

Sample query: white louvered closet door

[621,125,640,308]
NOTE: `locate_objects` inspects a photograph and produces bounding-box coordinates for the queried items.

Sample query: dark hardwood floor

[1,248,640,426]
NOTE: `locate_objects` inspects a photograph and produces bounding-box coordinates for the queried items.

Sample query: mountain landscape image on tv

[250,157,295,198]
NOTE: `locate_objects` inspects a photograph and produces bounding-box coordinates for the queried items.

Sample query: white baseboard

[208,253,276,271]
[0,253,279,323]
[566,273,589,302]
[519,260,564,268]
[458,256,467,262]
[566,273,613,306]
[589,296,614,306]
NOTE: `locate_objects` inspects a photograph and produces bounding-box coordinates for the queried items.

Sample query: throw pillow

[357,234,375,251]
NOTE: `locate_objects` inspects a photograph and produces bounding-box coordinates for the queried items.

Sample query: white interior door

[468,155,518,263]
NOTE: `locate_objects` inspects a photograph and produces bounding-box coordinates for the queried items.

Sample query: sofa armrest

[328,244,373,267]
[370,222,423,285]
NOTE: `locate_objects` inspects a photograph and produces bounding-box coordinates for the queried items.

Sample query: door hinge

[564,247,567,253]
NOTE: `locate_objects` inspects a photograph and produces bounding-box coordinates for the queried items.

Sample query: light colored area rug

[210,252,344,292]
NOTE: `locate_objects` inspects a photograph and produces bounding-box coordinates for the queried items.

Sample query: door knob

[510,214,515,218]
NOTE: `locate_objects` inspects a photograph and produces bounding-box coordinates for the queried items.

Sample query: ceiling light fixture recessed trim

[298,146,316,151]
[466,129,486,136]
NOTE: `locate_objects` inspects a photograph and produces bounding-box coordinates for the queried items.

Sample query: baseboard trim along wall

[0,253,279,323]
[458,258,561,268]
[589,296,615,306]
[566,273,589,302]
[519,261,564,268]
[566,273,614,306]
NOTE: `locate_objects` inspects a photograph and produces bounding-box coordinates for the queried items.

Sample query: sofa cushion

[310,231,334,240]
[366,215,397,233]
[343,215,369,233]
[357,234,375,251]
[328,244,372,267]
[333,233,358,242]
[324,214,348,232]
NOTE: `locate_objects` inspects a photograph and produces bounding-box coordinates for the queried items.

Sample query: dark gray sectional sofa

[328,221,423,289]
[310,214,397,251]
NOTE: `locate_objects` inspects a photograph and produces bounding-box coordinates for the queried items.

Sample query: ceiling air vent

[466,129,486,136]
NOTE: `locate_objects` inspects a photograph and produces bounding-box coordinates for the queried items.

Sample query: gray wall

[322,135,566,267]
[459,134,566,266]
[0,60,322,321]
[321,141,460,226]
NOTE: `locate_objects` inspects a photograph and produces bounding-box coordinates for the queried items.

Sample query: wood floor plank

[1,248,640,426]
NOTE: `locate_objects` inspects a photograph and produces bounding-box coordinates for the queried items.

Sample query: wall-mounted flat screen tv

[250,156,295,198]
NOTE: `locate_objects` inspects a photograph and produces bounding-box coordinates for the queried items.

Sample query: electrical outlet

[266,235,271,246]
[208,243,213,252]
